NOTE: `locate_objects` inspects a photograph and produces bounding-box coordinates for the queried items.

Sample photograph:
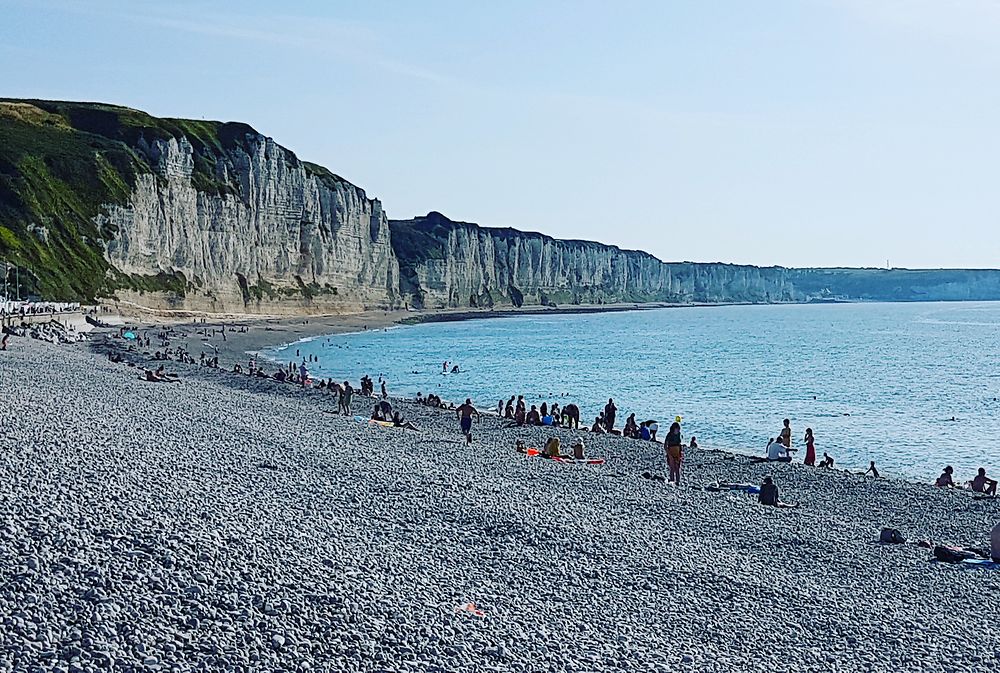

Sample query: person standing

[604,398,618,433]
[381,379,388,399]
[803,427,816,466]
[339,380,353,415]
[780,418,792,449]
[665,421,683,485]
[457,399,480,445]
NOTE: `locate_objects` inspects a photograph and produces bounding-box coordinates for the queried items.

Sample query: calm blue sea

[262,302,1000,480]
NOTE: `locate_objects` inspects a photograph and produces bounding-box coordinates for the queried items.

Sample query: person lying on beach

[703,481,758,493]
[970,468,998,496]
[758,476,798,508]
[274,370,287,382]
[143,367,179,383]
[935,465,956,488]
[392,412,419,431]
[863,461,880,479]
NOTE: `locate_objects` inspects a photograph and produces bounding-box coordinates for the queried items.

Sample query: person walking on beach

[381,380,388,399]
[299,361,308,386]
[665,421,683,485]
[803,428,816,466]
[604,398,617,433]
[457,399,480,445]
[339,380,353,415]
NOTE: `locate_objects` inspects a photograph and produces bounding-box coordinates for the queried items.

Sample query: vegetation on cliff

[0,99,264,300]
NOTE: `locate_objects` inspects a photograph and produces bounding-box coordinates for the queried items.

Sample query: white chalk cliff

[97,132,398,313]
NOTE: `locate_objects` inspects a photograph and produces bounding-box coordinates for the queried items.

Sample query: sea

[262,301,1000,481]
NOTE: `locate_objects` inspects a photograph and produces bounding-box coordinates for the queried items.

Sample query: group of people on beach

[498,396,581,429]
[935,465,998,496]
[755,419,839,471]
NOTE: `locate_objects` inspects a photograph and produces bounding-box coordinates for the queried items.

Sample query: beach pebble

[1,338,998,672]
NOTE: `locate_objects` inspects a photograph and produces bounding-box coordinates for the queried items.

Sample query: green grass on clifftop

[0,99,263,300]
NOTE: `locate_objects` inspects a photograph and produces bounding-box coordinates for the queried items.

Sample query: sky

[2,0,999,269]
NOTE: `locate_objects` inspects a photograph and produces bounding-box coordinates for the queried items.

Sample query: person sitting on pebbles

[750,438,792,463]
[590,415,607,434]
[571,438,586,460]
[935,465,956,488]
[758,476,798,508]
[391,411,420,431]
[543,436,562,458]
[969,468,998,496]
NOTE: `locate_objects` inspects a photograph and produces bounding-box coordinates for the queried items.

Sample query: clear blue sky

[3,0,999,268]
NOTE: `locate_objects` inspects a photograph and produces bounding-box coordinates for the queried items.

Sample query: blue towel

[961,558,1000,569]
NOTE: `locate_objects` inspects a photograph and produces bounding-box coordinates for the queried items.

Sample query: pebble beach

[2,335,999,672]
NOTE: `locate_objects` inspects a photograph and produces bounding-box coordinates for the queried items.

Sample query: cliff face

[4,98,1000,313]
[99,135,398,313]
[0,100,398,312]
[390,213,803,308]
[390,213,1000,307]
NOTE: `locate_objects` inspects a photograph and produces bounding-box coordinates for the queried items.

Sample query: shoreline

[86,300,997,483]
[102,302,702,366]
